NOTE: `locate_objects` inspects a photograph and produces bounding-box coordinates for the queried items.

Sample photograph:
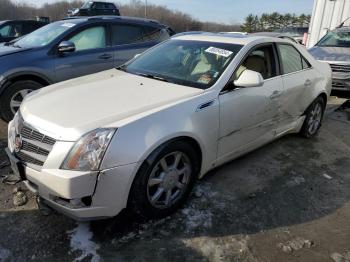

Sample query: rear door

[111,23,158,66]
[54,24,114,82]
[277,44,317,123]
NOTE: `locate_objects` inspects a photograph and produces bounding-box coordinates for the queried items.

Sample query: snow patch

[0,245,10,261]
[68,222,100,262]
[182,207,213,231]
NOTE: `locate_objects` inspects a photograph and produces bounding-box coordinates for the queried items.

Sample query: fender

[0,71,53,96]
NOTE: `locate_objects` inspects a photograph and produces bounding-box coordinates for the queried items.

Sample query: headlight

[61,128,115,171]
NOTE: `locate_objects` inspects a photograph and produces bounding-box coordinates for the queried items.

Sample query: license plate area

[5,148,26,181]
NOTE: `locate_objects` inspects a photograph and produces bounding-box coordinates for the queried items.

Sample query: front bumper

[6,148,139,220]
[332,77,350,91]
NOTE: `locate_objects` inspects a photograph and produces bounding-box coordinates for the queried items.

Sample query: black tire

[0,80,42,122]
[129,141,200,219]
[299,96,326,138]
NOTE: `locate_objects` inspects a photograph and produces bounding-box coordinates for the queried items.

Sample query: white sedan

[7,33,332,220]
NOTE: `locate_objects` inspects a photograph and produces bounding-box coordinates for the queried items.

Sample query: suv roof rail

[63,15,162,25]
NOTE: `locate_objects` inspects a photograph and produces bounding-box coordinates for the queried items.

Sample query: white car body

[7,34,332,220]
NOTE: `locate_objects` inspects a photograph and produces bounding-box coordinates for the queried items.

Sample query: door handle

[270,90,282,99]
[99,54,112,60]
[304,79,312,87]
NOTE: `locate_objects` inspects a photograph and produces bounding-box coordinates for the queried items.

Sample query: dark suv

[0,20,48,43]
[0,16,174,121]
[70,1,120,17]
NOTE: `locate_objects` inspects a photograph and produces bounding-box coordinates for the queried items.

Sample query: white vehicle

[6,33,332,220]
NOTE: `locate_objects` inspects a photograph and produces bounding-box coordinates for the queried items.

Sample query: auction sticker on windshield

[205,47,233,57]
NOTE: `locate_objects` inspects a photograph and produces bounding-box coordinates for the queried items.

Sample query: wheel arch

[144,136,203,174]
[0,72,52,96]
[303,92,328,115]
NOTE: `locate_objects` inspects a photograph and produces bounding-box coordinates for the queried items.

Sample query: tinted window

[0,25,11,37]
[143,26,161,42]
[107,3,116,9]
[112,24,143,45]
[235,44,277,80]
[69,26,106,51]
[278,44,308,74]
[0,23,22,37]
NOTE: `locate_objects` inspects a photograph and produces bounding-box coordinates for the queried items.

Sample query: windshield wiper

[137,73,171,83]
[116,65,127,72]
[4,41,21,48]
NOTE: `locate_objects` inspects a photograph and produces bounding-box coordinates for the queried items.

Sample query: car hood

[309,46,350,62]
[21,69,203,141]
[0,45,30,57]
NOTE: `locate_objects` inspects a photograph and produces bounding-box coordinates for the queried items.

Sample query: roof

[63,15,164,27]
[172,32,279,45]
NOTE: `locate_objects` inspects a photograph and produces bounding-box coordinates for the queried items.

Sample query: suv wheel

[300,96,325,138]
[0,80,42,122]
[129,141,200,219]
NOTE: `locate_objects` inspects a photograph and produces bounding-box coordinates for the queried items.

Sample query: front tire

[0,80,42,122]
[300,96,325,138]
[129,141,200,219]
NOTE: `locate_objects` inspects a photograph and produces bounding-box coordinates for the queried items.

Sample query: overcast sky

[19,0,315,23]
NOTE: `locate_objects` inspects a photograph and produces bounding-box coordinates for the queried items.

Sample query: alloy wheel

[147,151,192,209]
[308,102,323,135]
[10,89,33,114]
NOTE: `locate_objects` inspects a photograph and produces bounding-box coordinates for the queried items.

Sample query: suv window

[0,23,22,37]
[69,26,106,51]
[143,26,167,42]
[112,24,143,45]
[278,44,310,74]
[235,44,277,80]
[107,3,116,9]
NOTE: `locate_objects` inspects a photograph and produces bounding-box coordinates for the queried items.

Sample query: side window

[302,57,311,70]
[278,44,309,74]
[112,24,143,45]
[0,25,12,37]
[107,3,116,9]
[69,26,106,51]
[235,44,277,80]
[143,26,161,42]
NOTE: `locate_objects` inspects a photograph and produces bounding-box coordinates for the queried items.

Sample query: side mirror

[58,41,75,54]
[233,69,264,88]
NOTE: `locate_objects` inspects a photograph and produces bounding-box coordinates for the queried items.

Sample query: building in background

[307,0,350,47]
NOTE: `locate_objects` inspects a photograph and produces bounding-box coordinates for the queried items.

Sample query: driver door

[217,43,284,164]
[54,25,114,82]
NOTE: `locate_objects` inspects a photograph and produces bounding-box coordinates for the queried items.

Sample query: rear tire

[129,141,200,219]
[0,80,42,122]
[299,96,325,138]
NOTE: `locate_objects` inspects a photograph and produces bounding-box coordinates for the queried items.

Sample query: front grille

[330,64,350,73]
[21,126,56,145]
[15,122,56,169]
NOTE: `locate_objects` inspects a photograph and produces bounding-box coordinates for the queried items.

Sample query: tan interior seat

[244,55,267,79]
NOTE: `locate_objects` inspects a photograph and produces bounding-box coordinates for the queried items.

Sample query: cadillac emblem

[14,134,23,152]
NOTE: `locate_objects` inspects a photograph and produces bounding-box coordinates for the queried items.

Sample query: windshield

[123,40,243,89]
[317,31,350,47]
[15,21,79,48]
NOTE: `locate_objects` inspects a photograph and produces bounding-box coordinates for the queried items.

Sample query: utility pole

[145,0,147,18]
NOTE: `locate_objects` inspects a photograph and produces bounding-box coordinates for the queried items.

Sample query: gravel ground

[0,96,349,262]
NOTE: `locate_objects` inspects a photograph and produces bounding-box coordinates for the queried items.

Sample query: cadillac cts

[6,33,332,220]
